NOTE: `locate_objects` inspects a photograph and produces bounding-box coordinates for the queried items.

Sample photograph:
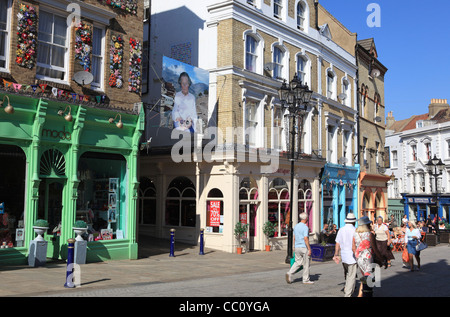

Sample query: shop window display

[76,152,127,241]
[165,177,196,227]
[0,145,26,248]
[268,178,289,238]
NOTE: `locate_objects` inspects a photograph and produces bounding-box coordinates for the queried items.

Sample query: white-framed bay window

[91,25,105,90]
[36,9,69,82]
[0,0,11,71]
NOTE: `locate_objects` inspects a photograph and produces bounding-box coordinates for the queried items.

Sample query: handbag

[402,248,409,263]
[416,241,428,252]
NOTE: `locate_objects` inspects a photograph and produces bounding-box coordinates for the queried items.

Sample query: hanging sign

[209,200,221,227]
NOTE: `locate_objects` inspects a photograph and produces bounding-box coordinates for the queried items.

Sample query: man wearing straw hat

[333,213,357,297]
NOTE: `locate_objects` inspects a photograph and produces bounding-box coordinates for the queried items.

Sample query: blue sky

[319,0,450,121]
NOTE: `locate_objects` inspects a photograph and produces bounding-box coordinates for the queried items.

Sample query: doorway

[38,179,65,259]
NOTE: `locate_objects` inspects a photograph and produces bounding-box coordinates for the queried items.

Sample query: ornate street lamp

[426,154,445,242]
[278,74,313,263]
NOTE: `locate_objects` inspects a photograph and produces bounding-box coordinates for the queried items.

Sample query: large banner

[160,56,209,134]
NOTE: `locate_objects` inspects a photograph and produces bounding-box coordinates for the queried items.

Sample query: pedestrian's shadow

[292,273,322,283]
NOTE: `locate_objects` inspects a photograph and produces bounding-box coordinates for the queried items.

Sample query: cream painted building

[140,0,359,253]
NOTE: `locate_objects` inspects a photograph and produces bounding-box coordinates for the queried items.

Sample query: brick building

[140,0,359,253]
[0,0,144,265]
[355,38,390,222]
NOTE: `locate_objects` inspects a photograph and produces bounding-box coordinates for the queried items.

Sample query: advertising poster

[144,56,211,149]
[160,56,209,133]
[209,200,221,227]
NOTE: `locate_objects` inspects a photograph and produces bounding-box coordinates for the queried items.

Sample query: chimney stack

[429,98,449,118]
[386,111,395,129]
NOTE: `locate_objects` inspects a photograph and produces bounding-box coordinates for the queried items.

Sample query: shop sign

[209,200,220,227]
[407,197,431,204]
[42,126,72,141]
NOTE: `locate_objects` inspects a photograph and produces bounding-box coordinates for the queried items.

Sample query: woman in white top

[373,216,394,268]
[172,72,198,133]
[404,221,421,272]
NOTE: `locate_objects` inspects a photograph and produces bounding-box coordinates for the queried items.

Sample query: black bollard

[169,229,175,257]
[199,228,205,255]
[64,238,76,288]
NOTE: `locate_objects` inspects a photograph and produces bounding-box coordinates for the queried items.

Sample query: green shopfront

[0,93,143,265]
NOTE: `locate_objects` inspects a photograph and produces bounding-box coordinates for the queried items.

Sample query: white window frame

[272,42,289,81]
[244,96,263,149]
[392,150,398,168]
[272,104,287,151]
[245,34,258,73]
[273,0,283,19]
[296,1,305,29]
[36,8,70,84]
[327,125,337,163]
[0,0,11,72]
[91,24,105,90]
[341,77,351,108]
[326,69,336,100]
[296,52,310,86]
[425,142,432,161]
[411,144,417,162]
[243,29,264,75]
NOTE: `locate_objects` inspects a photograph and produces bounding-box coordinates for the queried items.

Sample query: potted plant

[33,219,49,241]
[262,221,276,251]
[234,221,249,254]
[73,220,88,242]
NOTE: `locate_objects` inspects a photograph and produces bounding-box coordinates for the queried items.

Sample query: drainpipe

[314,0,319,30]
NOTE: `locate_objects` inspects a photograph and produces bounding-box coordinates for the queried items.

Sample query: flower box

[311,243,335,262]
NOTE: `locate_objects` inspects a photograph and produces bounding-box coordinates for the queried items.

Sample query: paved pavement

[1,236,449,297]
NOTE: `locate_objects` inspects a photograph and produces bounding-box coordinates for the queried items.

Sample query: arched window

[244,30,264,74]
[138,177,156,225]
[206,188,224,233]
[341,77,351,108]
[165,177,196,227]
[268,178,289,237]
[245,34,258,72]
[296,53,310,85]
[326,69,336,100]
[273,45,285,80]
[297,1,305,29]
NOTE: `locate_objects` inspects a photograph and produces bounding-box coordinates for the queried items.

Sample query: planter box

[425,234,437,246]
[439,231,449,244]
[311,244,335,262]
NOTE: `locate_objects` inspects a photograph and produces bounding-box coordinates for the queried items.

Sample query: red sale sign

[209,201,221,227]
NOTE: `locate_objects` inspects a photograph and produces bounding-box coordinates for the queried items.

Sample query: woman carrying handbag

[404,220,421,272]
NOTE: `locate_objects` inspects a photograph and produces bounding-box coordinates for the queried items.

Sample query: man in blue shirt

[286,213,314,284]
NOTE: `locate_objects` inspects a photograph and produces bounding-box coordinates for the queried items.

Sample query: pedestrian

[286,213,314,285]
[373,216,394,268]
[388,215,397,231]
[352,216,383,297]
[402,215,408,226]
[404,220,421,272]
[333,213,357,297]
[425,215,434,233]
